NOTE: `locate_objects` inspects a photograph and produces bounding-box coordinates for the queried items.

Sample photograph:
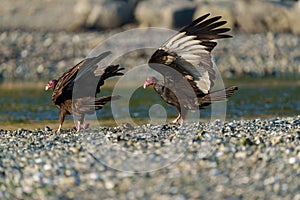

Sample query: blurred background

[0,0,299,129]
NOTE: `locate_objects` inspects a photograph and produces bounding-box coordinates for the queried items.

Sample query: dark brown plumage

[143,13,238,124]
[45,51,124,132]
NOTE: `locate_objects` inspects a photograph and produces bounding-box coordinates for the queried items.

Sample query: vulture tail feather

[199,86,238,107]
[94,95,121,110]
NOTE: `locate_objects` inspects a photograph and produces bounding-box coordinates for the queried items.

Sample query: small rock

[104,180,115,190]
[89,172,100,180]
[43,164,52,171]
[235,151,247,159]
[45,126,52,131]
[70,147,80,154]
[288,157,299,164]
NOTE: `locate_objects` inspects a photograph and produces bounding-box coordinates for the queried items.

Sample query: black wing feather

[149,13,232,95]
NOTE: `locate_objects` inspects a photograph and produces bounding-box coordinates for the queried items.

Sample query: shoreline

[1,76,300,87]
[1,114,299,130]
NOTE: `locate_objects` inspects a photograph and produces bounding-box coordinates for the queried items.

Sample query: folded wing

[52,51,124,104]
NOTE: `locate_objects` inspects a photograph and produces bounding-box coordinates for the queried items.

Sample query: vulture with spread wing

[143,13,238,124]
[45,51,124,132]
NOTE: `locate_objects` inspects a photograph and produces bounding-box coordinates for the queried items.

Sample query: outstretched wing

[149,13,231,95]
[94,64,124,90]
[74,63,124,98]
[52,51,111,104]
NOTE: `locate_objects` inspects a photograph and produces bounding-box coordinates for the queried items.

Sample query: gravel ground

[0,116,299,199]
[0,30,299,82]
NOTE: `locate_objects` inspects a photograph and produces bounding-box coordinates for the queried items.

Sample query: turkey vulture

[45,51,124,132]
[143,13,238,124]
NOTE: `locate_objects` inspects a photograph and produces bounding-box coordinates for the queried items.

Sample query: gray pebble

[0,116,300,199]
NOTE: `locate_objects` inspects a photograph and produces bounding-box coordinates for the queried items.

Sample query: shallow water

[0,78,299,128]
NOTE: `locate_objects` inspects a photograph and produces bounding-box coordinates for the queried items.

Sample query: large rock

[135,0,197,28]
[0,0,85,31]
[84,0,137,29]
[0,0,137,31]
[234,1,290,33]
[1,0,300,33]
[286,1,300,34]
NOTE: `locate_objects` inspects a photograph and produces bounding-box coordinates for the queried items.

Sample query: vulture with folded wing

[143,13,238,124]
[45,51,124,132]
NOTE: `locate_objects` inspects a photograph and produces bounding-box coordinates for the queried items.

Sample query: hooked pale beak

[45,85,49,91]
[143,82,149,89]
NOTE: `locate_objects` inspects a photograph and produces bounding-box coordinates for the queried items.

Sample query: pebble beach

[1,116,300,199]
[1,0,300,199]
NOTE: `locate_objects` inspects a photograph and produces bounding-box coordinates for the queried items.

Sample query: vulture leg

[74,115,85,132]
[170,108,187,125]
[57,124,62,133]
[82,123,90,129]
[180,109,188,126]
[171,113,181,124]
[58,110,66,133]
[76,121,81,132]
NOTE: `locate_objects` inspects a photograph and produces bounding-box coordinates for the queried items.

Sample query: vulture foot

[73,123,90,132]
[56,124,62,133]
[170,114,181,124]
